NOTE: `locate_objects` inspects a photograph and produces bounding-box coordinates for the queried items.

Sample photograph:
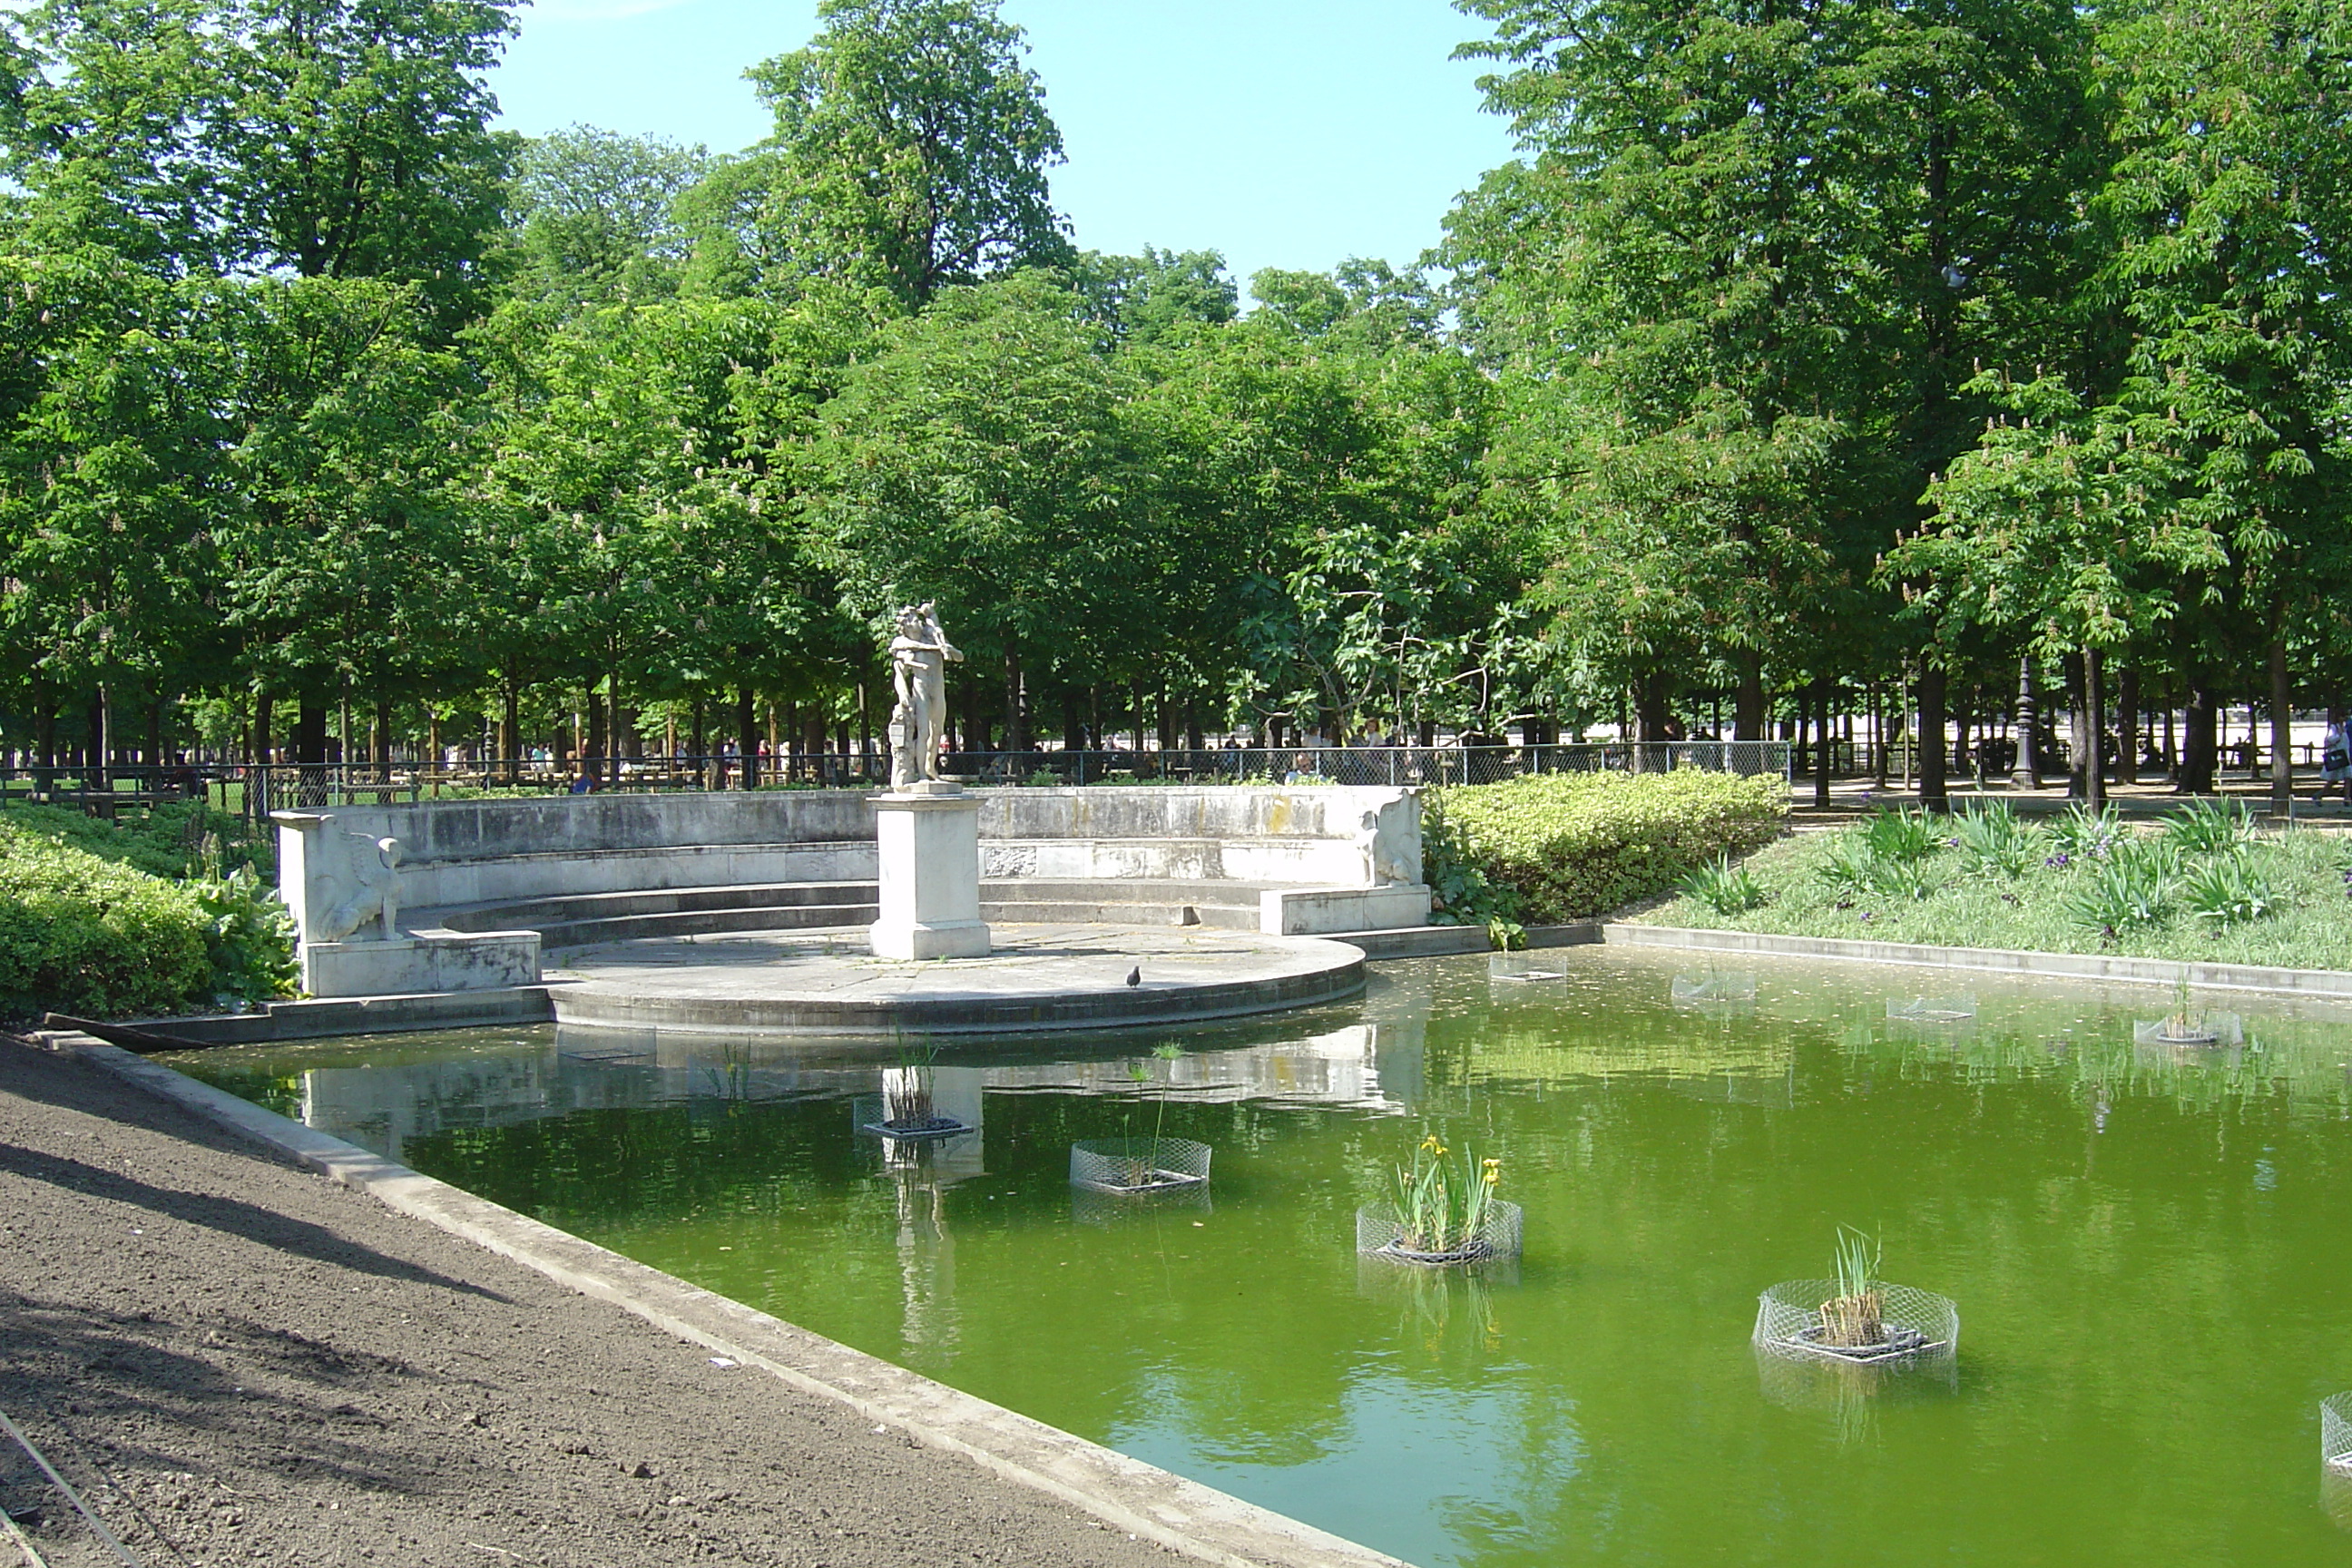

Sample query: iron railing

[0,740,1792,821]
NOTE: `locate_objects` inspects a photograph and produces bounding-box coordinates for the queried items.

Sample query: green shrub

[0,799,274,879]
[1952,799,2043,880]
[2049,801,2123,862]
[1681,852,1770,916]
[1429,769,1789,925]
[1818,838,1942,903]
[2162,798,2258,855]
[0,818,293,1019]
[2180,850,2278,927]
[1858,806,1941,864]
[2064,838,2178,939]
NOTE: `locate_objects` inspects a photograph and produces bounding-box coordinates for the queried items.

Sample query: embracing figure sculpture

[887,602,963,788]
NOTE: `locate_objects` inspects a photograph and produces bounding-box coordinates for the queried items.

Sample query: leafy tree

[504,124,709,311]
[0,0,226,270]
[1069,248,1237,347]
[216,275,470,763]
[819,273,1145,749]
[1887,371,2224,808]
[745,0,1071,309]
[2085,0,2352,809]
[1449,0,2094,778]
[206,0,519,319]
[0,250,227,760]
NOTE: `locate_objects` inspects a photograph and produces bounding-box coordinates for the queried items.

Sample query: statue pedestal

[869,787,991,960]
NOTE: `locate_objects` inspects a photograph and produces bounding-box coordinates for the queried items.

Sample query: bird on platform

[1125,965,1142,988]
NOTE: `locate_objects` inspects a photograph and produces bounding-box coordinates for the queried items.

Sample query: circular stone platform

[544,923,1366,1036]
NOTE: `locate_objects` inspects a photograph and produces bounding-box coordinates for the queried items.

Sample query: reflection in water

[878,1135,958,1358]
[1357,1257,1512,1364]
[2321,1465,2352,1535]
[165,948,2352,1568]
[1070,1181,1213,1228]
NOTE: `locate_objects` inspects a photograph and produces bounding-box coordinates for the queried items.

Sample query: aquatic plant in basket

[2126,973,2230,1048]
[1819,1228,1884,1348]
[1069,1044,1210,1194]
[857,1038,972,1141]
[1752,1227,1958,1367]
[1357,1133,1523,1266]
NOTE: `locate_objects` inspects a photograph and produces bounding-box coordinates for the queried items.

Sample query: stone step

[536,902,881,949]
[979,899,1259,931]
[435,880,877,931]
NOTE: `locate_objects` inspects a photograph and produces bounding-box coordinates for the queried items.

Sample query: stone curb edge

[1602,924,2352,1000]
[32,1030,1413,1568]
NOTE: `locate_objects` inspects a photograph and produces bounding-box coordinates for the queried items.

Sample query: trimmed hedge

[1429,769,1790,926]
[0,817,295,1020]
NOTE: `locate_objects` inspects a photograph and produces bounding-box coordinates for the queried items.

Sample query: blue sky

[492,0,1522,298]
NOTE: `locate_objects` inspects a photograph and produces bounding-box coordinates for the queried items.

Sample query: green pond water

[165,948,2352,1568]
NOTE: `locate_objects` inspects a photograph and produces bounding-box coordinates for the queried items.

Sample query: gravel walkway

[0,1034,1178,1568]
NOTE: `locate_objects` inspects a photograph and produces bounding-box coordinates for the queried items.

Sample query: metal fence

[0,740,1791,821]
[944,740,1791,787]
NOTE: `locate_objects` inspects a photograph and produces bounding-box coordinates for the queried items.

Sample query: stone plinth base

[1260,883,1434,936]
[870,789,991,960]
[300,930,541,998]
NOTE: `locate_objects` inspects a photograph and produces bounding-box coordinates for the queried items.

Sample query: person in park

[2323,714,2351,804]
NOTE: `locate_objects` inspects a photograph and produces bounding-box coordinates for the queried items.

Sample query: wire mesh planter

[1069,1137,1210,1195]
[1672,971,1757,1006]
[2132,1013,2243,1048]
[1886,994,1977,1024]
[851,1095,973,1142]
[1356,1201,1524,1268]
[1752,1279,1958,1367]
[2323,1393,2352,1470]
[1489,951,1568,983]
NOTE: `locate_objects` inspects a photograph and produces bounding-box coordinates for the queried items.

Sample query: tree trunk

[294,701,328,807]
[251,691,270,768]
[502,679,521,784]
[2115,666,2140,787]
[737,687,760,790]
[2081,648,2105,810]
[1917,666,1948,810]
[1004,643,1028,754]
[2061,652,2087,799]
[1632,670,1672,770]
[2180,683,2219,794]
[2269,632,2293,815]
[1735,651,1767,744]
[1811,680,1832,809]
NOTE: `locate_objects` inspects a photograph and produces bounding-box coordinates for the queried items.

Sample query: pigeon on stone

[1125,965,1141,988]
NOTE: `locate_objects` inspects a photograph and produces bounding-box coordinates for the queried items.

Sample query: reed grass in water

[1819,1226,1886,1348]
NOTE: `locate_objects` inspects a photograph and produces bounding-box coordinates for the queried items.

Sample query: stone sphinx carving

[318,832,404,941]
[887,602,964,789]
[1353,789,1424,887]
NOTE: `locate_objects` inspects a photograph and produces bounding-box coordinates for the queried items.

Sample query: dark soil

[0,1035,1179,1568]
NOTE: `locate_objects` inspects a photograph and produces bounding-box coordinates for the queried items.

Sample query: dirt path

[0,1035,1179,1568]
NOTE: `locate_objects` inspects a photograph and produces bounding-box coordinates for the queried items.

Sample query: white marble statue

[887,602,964,788]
